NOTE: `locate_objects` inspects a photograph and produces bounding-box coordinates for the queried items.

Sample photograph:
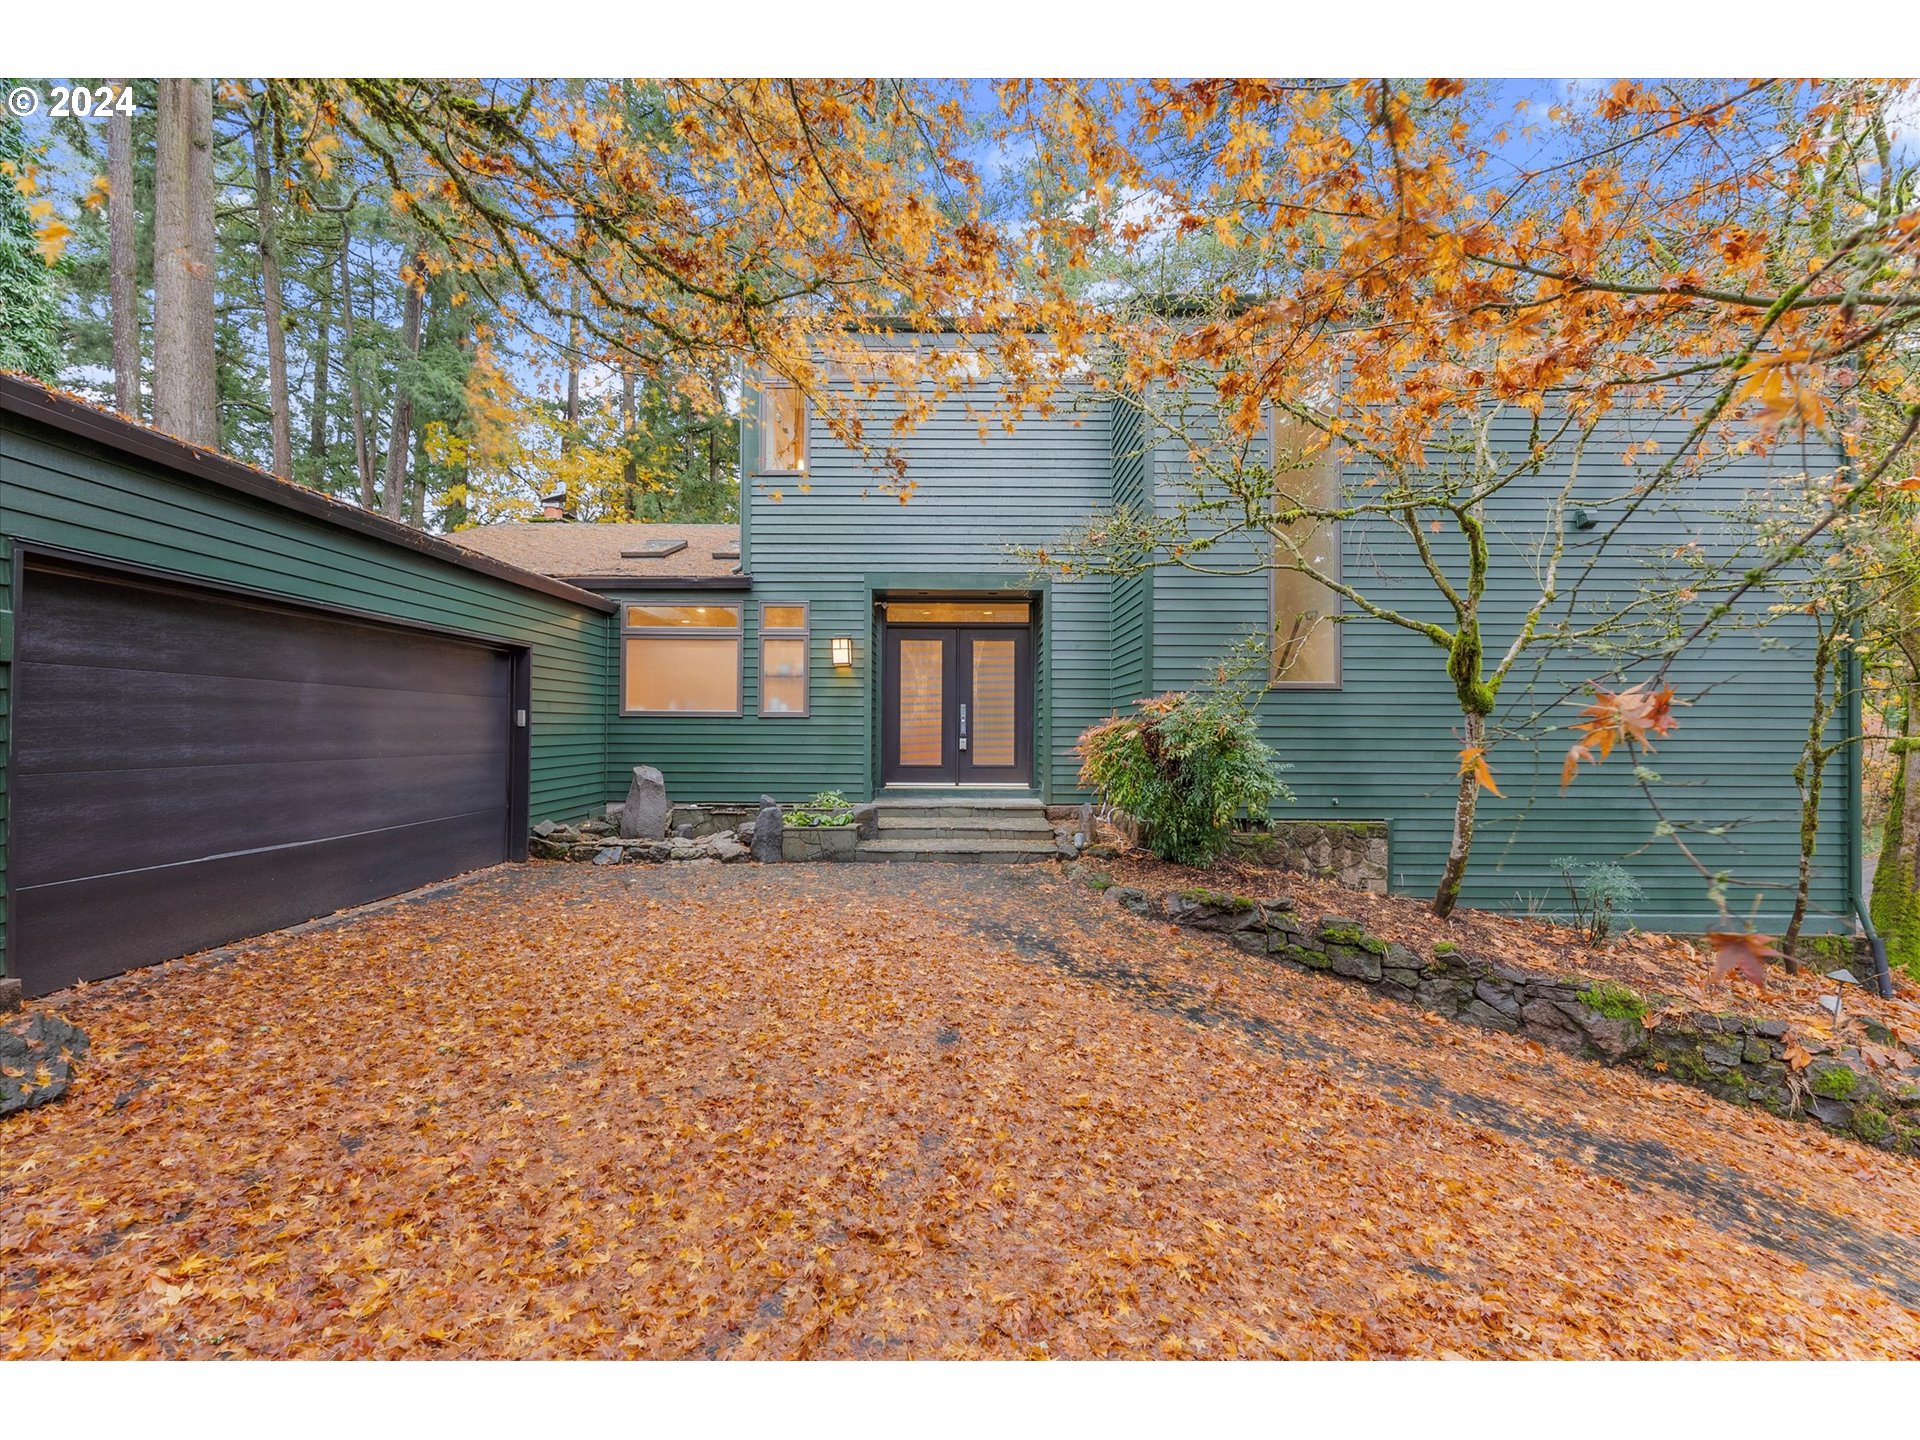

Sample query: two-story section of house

[451,340,1856,934]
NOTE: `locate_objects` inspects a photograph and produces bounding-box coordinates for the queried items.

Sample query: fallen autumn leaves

[4,863,1919,1358]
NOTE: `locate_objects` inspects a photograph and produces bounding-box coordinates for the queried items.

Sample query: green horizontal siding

[0,417,612,977]
[1109,396,1151,712]
[1145,405,1850,933]
[607,376,1113,803]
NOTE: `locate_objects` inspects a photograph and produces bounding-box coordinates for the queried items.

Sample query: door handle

[959,703,967,751]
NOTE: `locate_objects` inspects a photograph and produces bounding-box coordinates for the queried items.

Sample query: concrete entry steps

[857,798,1058,863]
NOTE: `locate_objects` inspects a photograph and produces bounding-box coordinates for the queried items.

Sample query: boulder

[752,804,785,863]
[1,1011,89,1118]
[1166,890,1261,932]
[1076,801,1094,846]
[620,765,670,840]
[0,978,20,1015]
[703,833,750,864]
[852,802,880,840]
[673,823,696,840]
[1570,1008,1647,1061]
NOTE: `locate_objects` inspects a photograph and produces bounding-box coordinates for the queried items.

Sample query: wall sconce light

[830,636,854,669]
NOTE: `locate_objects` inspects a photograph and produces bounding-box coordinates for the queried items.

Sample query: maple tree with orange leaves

[1004,78,1920,924]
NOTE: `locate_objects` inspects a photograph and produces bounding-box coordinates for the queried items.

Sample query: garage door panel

[11,813,507,996]
[19,567,509,697]
[12,663,510,774]
[12,751,510,886]
[10,561,519,997]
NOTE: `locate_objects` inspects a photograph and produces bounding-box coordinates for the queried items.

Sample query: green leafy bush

[1076,690,1289,866]
[1552,857,1644,945]
[788,790,855,828]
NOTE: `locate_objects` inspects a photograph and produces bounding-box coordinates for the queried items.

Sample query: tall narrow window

[760,602,810,717]
[759,382,806,474]
[621,603,742,715]
[1270,414,1341,687]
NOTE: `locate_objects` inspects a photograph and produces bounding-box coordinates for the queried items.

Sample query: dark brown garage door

[8,559,521,996]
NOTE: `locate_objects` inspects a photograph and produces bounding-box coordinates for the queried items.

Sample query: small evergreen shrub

[1552,857,1644,945]
[1077,690,1290,866]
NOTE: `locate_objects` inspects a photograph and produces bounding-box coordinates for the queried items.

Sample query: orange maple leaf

[1562,683,1678,789]
[1706,930,1779,989]
[1458,745,1503,798]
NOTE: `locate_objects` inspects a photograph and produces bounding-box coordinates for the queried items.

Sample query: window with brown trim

[1269,414,1342,687]
[621,603,742,715]
[759,602,810,717]
[758,382,807,474]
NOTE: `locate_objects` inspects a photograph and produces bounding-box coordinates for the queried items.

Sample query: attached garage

[1,376,616,999]
[7,558,527,996]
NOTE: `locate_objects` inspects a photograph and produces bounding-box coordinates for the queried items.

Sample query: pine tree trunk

[251,99,292,478]
[380,252,425,522]
[407,425,427,526]
[620,367,638,517]
[106,79,140,418]
[563,280,582,486]
[338,221,373,508]
[152,78,217,446]
[308,255,331,461]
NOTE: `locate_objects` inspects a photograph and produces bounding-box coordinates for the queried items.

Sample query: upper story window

[758,381,807,474]
[621,602,742,716]
[1269,413,1342,688]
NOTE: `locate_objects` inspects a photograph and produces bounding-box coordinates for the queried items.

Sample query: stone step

[875,813,1054,838]
[854,836,1059,864]
[875,802,1044,821]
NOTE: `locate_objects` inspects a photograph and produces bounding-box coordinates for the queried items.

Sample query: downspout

[1847,597,1895,998]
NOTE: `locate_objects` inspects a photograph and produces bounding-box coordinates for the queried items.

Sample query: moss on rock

[1318,921,1387,956]
[1579,980,1647,1022]
[1812,1065,1858,1100]
[1176,887,1255,912]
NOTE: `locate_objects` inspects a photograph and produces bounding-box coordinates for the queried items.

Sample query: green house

[0,357,1854,998]
[452,362,1855,938]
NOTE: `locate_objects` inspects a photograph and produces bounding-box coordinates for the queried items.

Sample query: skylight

[620,539,688,559]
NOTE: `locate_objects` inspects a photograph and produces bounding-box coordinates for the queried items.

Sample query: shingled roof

[445,521,745,587]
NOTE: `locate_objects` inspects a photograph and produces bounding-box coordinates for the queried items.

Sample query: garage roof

[0,375,616,614]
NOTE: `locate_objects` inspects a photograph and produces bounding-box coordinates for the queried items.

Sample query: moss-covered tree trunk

[1782,626,1843,964]
[1871,688,1920,979]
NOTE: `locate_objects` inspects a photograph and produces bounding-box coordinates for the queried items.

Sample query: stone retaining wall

[1091,877,1920,1156]
[1226,821,1389,892]
[530,813,859,865]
